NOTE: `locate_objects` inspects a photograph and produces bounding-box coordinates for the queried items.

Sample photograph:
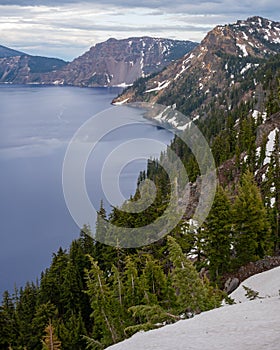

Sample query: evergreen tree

[0,291,17,348]
[15,282,38,348]
[85,256,121,347]
[57,312,87,350]
[263,130,280,253]
[202,186,232,281]
[41,322,61,350]
[232,171,271,266]
[167,236,221,315]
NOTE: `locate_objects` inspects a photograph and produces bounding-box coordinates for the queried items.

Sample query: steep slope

[0,54,68,84]
[0,45,25,58]
[113,17,280,126]
[106,267,280,350]
[44,37,197,87]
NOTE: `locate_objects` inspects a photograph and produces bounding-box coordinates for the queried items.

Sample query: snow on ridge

[236,43,248,57]
[106,267,280,350]
[174,53,195,80]
[145,80,170,93]
[264,127,279,165]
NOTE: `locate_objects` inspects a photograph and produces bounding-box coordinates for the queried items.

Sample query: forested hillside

[1,16,280,350]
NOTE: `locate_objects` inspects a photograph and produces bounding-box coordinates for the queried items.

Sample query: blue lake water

[0,85,173,294]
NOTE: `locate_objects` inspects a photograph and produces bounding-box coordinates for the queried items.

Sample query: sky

[0,1,279,61]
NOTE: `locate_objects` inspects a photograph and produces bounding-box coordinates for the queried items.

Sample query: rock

[224,277,239,293]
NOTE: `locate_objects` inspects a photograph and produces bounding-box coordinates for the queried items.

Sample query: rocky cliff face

[0,38,197,87]
[113,17,280,127]
[0,54,67,84]
[44,37,197,87]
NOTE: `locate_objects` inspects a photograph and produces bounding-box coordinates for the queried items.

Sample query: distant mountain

[0,45,25,58]
[0,38,197,87]
[0,46,68,84]
[44,37,198,87]
[113,16,280,127]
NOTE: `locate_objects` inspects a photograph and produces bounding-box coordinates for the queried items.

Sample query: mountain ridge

[113,16,280,128]
[0,44,26,58]
[0,37,197,87]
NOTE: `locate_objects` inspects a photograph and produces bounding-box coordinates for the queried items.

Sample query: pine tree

[57,312,87,350]
[167,236,221,315]
[232,171,271,266]
[15,282,38,348]
[41,321,61,350]
[0,291,17,348]
[31,302,58,349]
[123,256,143,308]
[202,186,232,280]
[85,256,120,346]
[140,255,168,305]
[264,130,280,253]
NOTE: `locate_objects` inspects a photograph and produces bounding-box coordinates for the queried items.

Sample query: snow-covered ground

[106,267,280,350]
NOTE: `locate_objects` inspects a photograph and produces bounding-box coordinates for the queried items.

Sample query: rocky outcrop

[113,17,280,125]
[44,37,197,87]
[0,38,197,87]
[0,55,67,84]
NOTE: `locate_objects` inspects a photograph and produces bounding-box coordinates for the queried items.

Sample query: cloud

[0,1,279,60]
[0,0,279,15]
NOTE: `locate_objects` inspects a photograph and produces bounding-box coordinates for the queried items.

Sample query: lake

[0,85,173,294]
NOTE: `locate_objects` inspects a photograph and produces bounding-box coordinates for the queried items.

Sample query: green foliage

[27,56,67,74]
[202,186,232,280]
[232,171,272,266]
[41,322,61,350]
[167,236,222,314]
[2,43,280,350]
[243,285,260,300]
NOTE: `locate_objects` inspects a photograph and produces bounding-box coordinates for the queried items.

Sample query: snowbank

[230,266,280,303]
[106,267,280,350]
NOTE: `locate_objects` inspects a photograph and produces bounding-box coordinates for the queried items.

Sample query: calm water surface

[0,85,173,293]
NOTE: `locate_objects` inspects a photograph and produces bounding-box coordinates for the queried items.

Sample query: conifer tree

[85,256,120,346]
[202,186,232,280]
[123,256,143,308]
[263,130,280,253]
[140,256,168,305]
[232,171,271,266]
[167,236,221,315]
[15,282,38,348]
[0,291,17,348]
[42,321,61,350]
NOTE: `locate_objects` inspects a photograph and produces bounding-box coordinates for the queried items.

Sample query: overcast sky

[0,0,279,61]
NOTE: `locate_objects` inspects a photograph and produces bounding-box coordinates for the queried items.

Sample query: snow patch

[240,63,252,75]
[230,267,280,303]
[107,268,280,350]
[145,80,171,93]
[113,83,133,88]
[174,53,195,80]
[112,98,129,105]
[264,127,279,165]
[236,43,248,57]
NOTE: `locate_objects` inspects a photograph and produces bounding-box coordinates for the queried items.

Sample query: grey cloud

[0,0,219,7]
[0,0,279,22]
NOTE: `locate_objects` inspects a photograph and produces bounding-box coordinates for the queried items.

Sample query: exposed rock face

[114,17,280,125]
[45,37,197,87]
[0,38,197,87]
[0,55,67,84]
